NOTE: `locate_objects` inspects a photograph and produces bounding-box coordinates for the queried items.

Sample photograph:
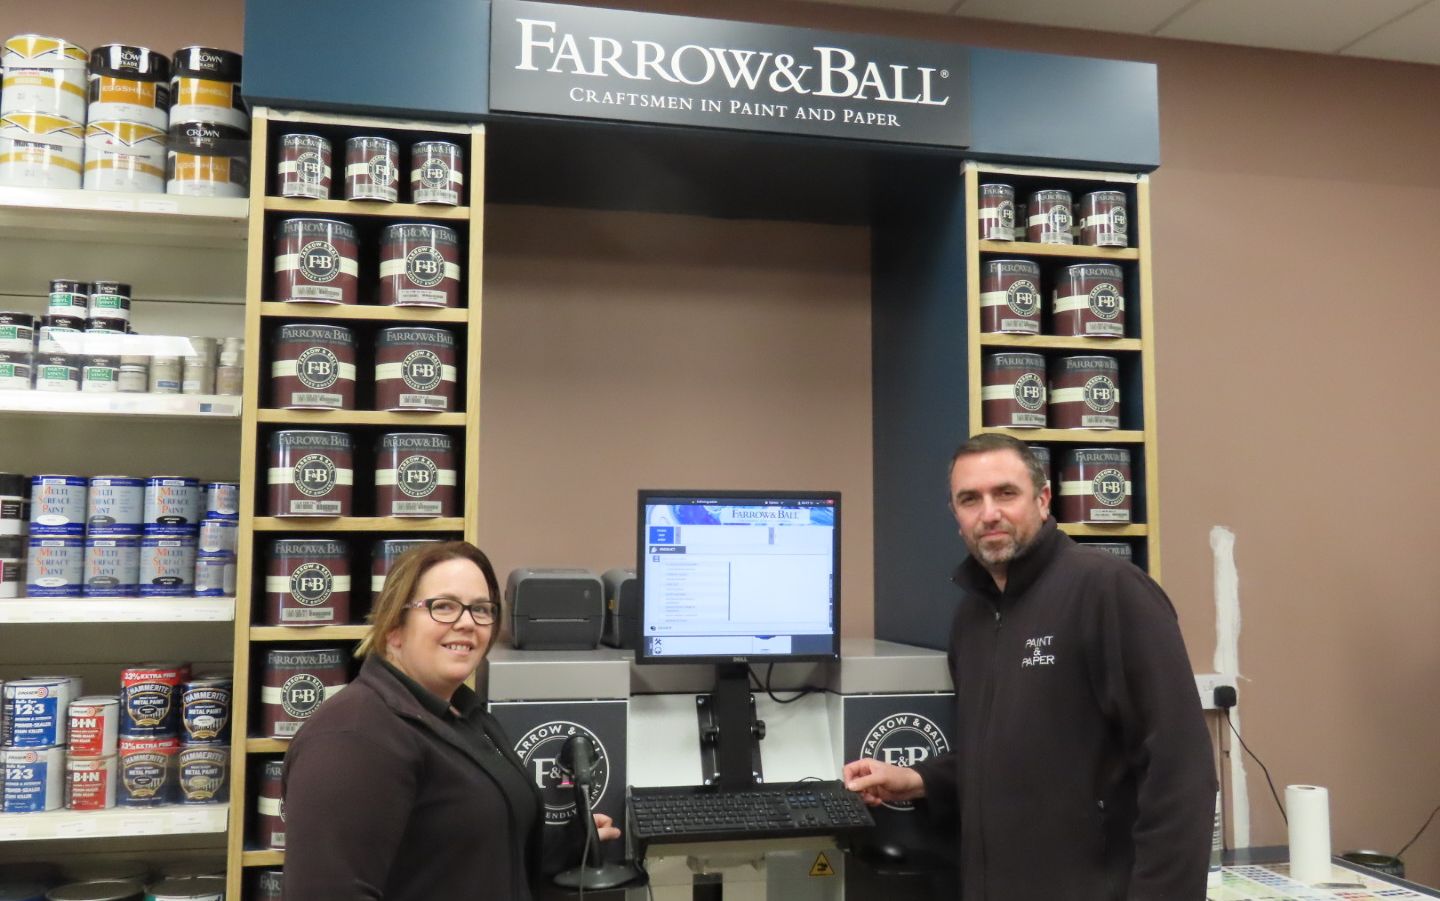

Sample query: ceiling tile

[1340,0,1440,63]
[1156,0,1429,53]
[950,0,1194,34]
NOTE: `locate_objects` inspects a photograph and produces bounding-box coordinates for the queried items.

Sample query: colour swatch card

[1208,865,1430,900]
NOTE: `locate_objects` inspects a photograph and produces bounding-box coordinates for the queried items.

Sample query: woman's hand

[594,812,621,842]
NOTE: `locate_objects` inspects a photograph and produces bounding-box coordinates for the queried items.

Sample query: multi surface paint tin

[1057,448,1133,524]
[981,353,1047,429]
[261,647,348,738]
[25,536,84,596]
[410,141,464,206]
[87,476,143,534]
[344,136,398,201]
[371,538,439,594]
[274,218,359,305]
[87,45,169,130]
[1080,190,1129,247]
[169,47,245,132]
[119,663,187,738]
[179,676,230,744]
[202,482,237,520]
[277,133,330,199]
[977,183,1015,241]
[378,223,461,307]
[67,695,120,756]
[1052,263,1125,338]
[191,555,235,598]
[264,538,351,625]
[2,677,77,746]
[116,735,177,807]
[143,477,201,531]
[65,754,118,810]
[267,430,354,517]
[374,327,458,411]
[1027,188,1073,245]
[196,519,236,556]
[270,324,356,409]
[166,121,248,197]
[1,746,64,812]
[175,745,228,805]
[1048,355,1121,430]
[255,759,285,848]
[375,432,456,518]
[138,534,197,596]
[83,536,141,596]
[979,259,1042,334]
[29,475,86,535]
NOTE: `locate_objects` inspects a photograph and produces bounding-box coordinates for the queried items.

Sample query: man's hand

[594,812,621,842]
[842,758,926,806]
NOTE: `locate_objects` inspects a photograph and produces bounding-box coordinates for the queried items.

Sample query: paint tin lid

[0,473,27,497]
[170,46,240,81]
[89,44,169,80]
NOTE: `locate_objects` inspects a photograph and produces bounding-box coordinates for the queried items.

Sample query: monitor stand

[697,663,766,788]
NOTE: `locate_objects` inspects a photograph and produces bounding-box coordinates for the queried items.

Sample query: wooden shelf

[0,390,242,420]
[251,625,369,641]
[258,301,468,323]
[0,805,226,842]
[262,108,473,135]
[263,197,469,220]
[1058,523,1148,537]
[257,409,465,427]
[0,596,234,624]
[979,239,1139,260]
[251,516,464,532]
[974,163,1142,185]
[243,850,285,867]
[981,427,1145,444]
[0,186,247,249]
[246,738,291,754]
[979,334,1142,352]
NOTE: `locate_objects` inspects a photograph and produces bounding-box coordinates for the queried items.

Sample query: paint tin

[267,430,354,517]
[83,121,167,193]
[982,353,1047,429]
[1027,189,1073,245]
[196,519,236,555]
[83,536,141,597]
[202,482,237,520]
[118,357,148,393]
[344,135,398,201]
[1053,263,1125,338]
[65,755,118,810]
[82,357,120,392]
[33,353,80,392]
[1028,444,1052,492]
[1048,355,1121,430]
[29,475,86,535]
[0,536,23,599]
[378,223,461,307]
[0,473,26,537]
[274,218,359,305]
[117,736,177,807]
[270,323,356,409]
[1057,448,1133,523]
[0,351,33,390]
[169,47,245,132]
[2,678,76,746]
[1,59,86,120]
[146,875,225,901]
[179,676,230,744]
[138,534,197,596]
[1,746,64,812]
[3,35,88,68]
[37,326,81,356]
[67,696,120,756]
[372,538,440,594]
[85,322,128,341]
[261,647,348,738]
[118,664,186,738]
[278,133,330,199]
[181,336,217,395]
[256,759,285,849]
[0,112,84,189]
[375,432,457,517]
[1083,541,1134,563]
[46,281,88,318]
[191,554,234,598]
[46,880,144,900]
[87,45,169,130]
[147,356,181,394]
[175,745,228,805]
[143,476,200,530]
[410,141,464,205]
[253,868,284,900]
[166,121,248,197]
[1080,190,1129,247]
[25,536,83,596]
[0,311,35,353]
[979,259,1042,334]
[977,183,1015,241]
[374,327,458,411]
[215,365,242,396]
[90,281,131,321]
[265,538,351,625]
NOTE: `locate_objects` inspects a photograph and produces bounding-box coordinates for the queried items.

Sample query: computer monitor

[635,489,841,666]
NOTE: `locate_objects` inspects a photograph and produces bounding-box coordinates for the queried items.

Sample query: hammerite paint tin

[175,745,228,805]
[270,323,356,409]
[0,351,34,391]
[2,63,86,122]
[196,519,236,555]
[0,311,36,352]
[87,45,169,130]
[33,354,81,392]
[2,678,76,746]
[65,755,117,810]
[83,536,141,597]
[1,536,25,599]
[981,353,1047,429]
[0,473,27,537]
[261,647,348,738]
[166,121,248,197]
[202,482,237,520]
[30,475,86,535]
[375,327,458,411]
[253,868,284,900]
[26,536,83,596]
[375,432,457,517]
[256,759,285,849]
[191,554,234,598]
[67,696,120,756]
[274,218,359,305]
[979,259,1042,334]
[1,746,64,812]
[278,133,330,199]
[265,538,351,625]
[46,880,144,900]
[119,663,186,738]
[89,281,132,321]
[138,534,197,596]
[0,112,85,189]
[143,477,201,530]
[267,430,354,517]
[1049,355,1121,430]
[410,141,464,206]
[1083,541,1134,563]
[117,736,178,807]
[84,121,167,193]
[344,136,398,202]
[179,676,230,743]
[1027,189,1074,245]
[977,183,1015,241]
[46,280,88,318]
[1053,263,1125,338]
[1080,190,1129,247]
[1058,448,1133,524]
[378,223,461,307]
[372,538,438,594]
[169,47,245,132]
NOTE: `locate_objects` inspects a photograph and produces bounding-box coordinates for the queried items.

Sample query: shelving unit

[0,391,242,420]
[0,597,235,624]
[0,806,227,843]
[964,161,1162,576]
[226,107,486,898]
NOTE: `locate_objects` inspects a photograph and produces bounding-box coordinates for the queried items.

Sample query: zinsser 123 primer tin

[2,677,77,746]
[1,746,64,812]
[265,538,350,625]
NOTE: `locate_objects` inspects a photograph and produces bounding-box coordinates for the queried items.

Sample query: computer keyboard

[628,780,875,845]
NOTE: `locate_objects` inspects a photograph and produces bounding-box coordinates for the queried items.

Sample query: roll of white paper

[1287,784,1332,883]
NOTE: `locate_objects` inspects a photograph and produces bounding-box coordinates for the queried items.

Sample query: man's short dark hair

[949,433,1047,495]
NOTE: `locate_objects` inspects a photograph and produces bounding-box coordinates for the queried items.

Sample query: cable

[756,662,823,704]
[577,810,594,901]
[1224,708,1286,825]
[1394,801,1440,861]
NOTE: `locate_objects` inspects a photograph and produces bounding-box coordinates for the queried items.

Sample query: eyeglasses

[407,597,500,626]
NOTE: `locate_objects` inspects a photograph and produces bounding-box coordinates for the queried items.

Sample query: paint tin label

[2,680,73,746]
[25,536,84,596]
[117,738,176,806]
[143,476,201,528]
[65,754,117,810]
[139,535,197,596]
[176,745,228,804]
[83,536,141,596]
[203,481,238,519]
[29,475,85,534]
[87,476,143,534]
[180,679,231,743]
[2,746,65,812]
[197,519,237,555]
[193,554,235,597]
[68,696,120,756]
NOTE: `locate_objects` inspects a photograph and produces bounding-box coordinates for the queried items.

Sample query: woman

[282,541,620,900]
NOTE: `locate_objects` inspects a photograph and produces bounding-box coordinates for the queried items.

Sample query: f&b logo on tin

[299,241,341,283]
[368,154,396,185]
[289,562,333,606]
[293,454,337,497]
[420,158,450,188]
[1088,284,1123,321]
[1109,206,1129,235]
[297,346,339,389]
[1048,204,1072,233]
[397,455,438,498]
[404,246,445,288]
[1082,375,1118,413]
[402,349,443,392]
[997,200,1015,231]
[860,713,951,811]
[1007,279,1039,317]
[1092,468,1127,507]
[297,150,324,183]
[1014,373,1045,412]
[281,673,327,719]
[516,721,609,825]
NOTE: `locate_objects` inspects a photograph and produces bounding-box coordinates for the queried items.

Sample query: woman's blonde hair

[356,540,503,658]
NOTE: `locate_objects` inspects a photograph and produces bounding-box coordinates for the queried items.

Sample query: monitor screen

[635,489,841,665]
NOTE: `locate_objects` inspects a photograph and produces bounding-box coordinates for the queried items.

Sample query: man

[845,434,1216,900]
